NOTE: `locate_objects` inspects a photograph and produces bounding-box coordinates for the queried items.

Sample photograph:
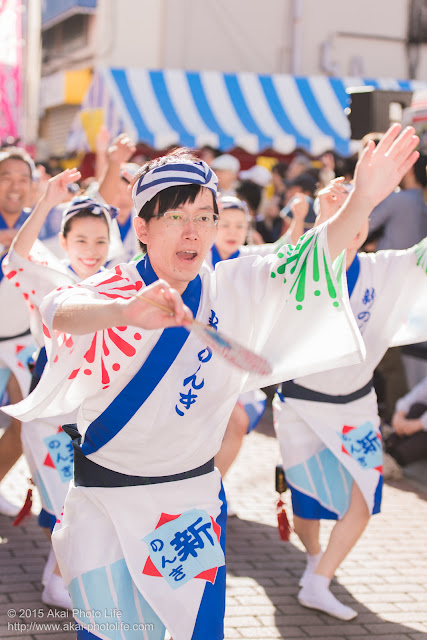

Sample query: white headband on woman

[218,195,250,221]
[61,196,118,233]
[132,159,218,212]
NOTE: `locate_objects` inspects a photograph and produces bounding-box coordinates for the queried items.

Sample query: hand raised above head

[43,168,82,209]
[353,124,419,209]
[95,125,111,154]
[316,177,348,222]
[107,133,136,165]
[290,194,310,221]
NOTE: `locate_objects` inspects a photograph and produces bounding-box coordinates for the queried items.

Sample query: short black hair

[413,155,427,187]
[236,180,262,213]
[272,162,289,179]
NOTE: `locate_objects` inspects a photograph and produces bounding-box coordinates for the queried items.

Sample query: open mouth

[79,258,99,268]
[176,250,198,262]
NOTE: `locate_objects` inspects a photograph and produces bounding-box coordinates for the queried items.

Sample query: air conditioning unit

[346,87,413,140]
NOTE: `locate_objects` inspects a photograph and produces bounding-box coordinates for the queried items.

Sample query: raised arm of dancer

[10,168,81,259]
[326,124,419,261]
[288,195,310,245]
[97,133,136,206]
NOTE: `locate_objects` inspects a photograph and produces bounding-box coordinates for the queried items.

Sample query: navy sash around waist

[278,377,374,404]
[63,423,214,487]
[79,254,202,456]
[0,327,31,342]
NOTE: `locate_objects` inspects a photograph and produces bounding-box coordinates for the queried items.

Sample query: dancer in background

[273,176,427,621]
[211,195,307,480]
[0,148,37,516]
[3,168,117,608]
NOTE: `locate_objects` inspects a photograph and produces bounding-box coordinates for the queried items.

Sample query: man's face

[134,188,217,294]
[0,159,32,216]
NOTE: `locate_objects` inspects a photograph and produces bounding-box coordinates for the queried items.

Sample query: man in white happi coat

[5,125,419,640]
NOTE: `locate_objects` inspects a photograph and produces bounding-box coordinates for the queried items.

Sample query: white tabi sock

[42,573,72,610]
[299,550,323,587]
[298,573,358,621]
[41,547,57,586]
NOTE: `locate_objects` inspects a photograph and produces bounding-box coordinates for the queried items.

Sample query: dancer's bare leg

[316,482,370,579]
[297,482,370,620]
[215,403,249,477]
[293,516,321,555]
[0,374,23,481]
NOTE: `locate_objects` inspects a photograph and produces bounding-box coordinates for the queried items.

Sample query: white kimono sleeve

[2,242,75,310]
[211,223,365,392]
[238,229,293,259]
[387,237,427,347]
[4,264,149,420]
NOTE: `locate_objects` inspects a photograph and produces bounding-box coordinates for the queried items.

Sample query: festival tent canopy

[67,67,427,157]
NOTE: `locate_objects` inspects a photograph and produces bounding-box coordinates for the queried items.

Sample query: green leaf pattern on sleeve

[270,230,343,311]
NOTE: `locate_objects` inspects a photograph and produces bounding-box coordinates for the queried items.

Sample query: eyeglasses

[158,210,219,228]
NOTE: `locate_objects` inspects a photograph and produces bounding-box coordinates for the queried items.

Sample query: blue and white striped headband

[132,159,218,212]
[218,195,250,221]
[61,196,119,233]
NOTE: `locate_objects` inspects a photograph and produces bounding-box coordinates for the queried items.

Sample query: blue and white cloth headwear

[132,159,218,212]
[218,195,250,221]
[61,196,119,233]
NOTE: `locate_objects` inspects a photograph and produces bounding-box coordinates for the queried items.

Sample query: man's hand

[323,124,419,262]
[392,410,407,435]
[353,124,419,210]
[392,410,423,436]
[107,133,136,165]
[121,280,193,330]
[316,177,348,223]
[42,168,82,210]
[290,194,310,221]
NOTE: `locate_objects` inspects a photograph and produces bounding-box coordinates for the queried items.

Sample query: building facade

[37,0,427,156]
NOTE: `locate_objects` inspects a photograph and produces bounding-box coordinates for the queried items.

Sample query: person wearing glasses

[5,131,419,640]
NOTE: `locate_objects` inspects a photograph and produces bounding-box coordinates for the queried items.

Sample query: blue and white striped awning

[67,68,427,157]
